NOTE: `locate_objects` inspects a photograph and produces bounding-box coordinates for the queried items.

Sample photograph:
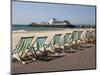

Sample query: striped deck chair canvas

[32,37,47,59]
[76,31,83,45]
[91,30,96,39]
[62,33,74,52]
[71,31,84,48]
[53,34,62,46]
[52,34,65,54]
[71,31,79,45]
[78,31,83,40]
[86,30,90,39]
[79,30,87,44]
[44,34,62,54]
[91,30,96,43]
[78,30,93,48]
[12,37,34,64]
[58,33,66,49]
[64,33,72,48]
[85,30,93,43]
[52,34,62,50]
[88,30,96,43]
[43,35,55,53]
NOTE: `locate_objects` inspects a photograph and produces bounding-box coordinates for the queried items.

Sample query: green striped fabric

[44,35,62,49]
[72,31,78,41]
[89,31,93,37]
[89,30,95,40]
[92,30,95,38]
[44,37,54,50]
[15,37,33,54]
[86,30,90,39]
[91,31,95,36]
[77,31,83,40]
[37,37,46,49]
[64,33,72,44]
[53,34,62,45]
[33,37,46,51]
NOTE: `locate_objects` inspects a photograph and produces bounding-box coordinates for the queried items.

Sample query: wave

[12,30,27,32]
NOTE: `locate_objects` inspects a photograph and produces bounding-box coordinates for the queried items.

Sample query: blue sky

[12,1,96,25]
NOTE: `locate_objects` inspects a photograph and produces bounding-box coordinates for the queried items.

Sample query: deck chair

[44,34,62,54]
[87,30,96,44]
[53,34,62,47]
[43,35,55,53]
[85,30,94,44]
[64,33,72,47]
[58,33,66,49]
[71,31,79,47]
[62,32,74,52]
[76,30,83,45]
[12,36,34,64]
[79,30,94,47]
[71,30,83,48]
[91,30,96,43]
[31,37,48,59]
[52,34,63,53]
[79,30,87,44]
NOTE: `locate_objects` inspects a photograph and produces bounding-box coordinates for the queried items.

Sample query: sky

[12,1,96,25]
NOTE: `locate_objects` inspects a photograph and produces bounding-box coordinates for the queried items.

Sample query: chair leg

[44,48,48,57]
[12,54,26,64]
[33,50,39,59]
[37,49,48,58]
[28,50,36,61]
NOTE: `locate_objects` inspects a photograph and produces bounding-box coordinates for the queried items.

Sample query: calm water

[12,25,51,31]
[12,25,79,32]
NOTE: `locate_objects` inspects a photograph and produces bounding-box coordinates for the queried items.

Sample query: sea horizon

[12,24,95,32]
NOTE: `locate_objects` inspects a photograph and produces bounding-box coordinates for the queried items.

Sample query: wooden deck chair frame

[79,30,87,45]
[71,31,79,48]
[85,30,94,44]
[43,34,62,54]
[57,33,66,49]
[92,30,96,43]
[64,33,72,47]
[30,36,48,59]
[12,36,34,64]
[43,35,55,54]
[51,34,63,53]
[79,30,95,47]
[70,30,83,48]
[88,30,96,44]
[62,32,74,52]
[76,30,83,45]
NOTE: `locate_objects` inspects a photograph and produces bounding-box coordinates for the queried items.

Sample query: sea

[12,24,92,32]
[12,25,51,32]
[12,25,80,32]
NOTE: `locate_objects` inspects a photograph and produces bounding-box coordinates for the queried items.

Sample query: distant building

[38,22,48,25]
[30,18,75,28]
[31,22,48,25]
[48,18,71,25]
